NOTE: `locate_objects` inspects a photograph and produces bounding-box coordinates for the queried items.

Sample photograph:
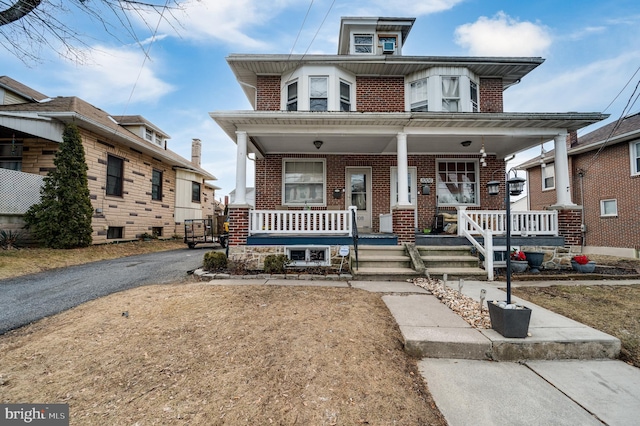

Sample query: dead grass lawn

[0,283,446,425]
[513,284,640,368]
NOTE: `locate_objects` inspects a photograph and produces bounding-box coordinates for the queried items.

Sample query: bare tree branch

[0,0,43,26]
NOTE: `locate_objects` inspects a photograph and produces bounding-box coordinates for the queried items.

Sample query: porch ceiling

[210,111,608,159]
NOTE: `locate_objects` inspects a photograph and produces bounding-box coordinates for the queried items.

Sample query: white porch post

[396,132,410,206]
[552,132,575,206]
[234,130,248,205]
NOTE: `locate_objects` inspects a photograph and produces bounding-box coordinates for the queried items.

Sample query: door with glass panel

[346,167,372,230]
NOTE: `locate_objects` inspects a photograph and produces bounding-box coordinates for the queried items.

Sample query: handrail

[350,206,359,270]
[457,207,493,281]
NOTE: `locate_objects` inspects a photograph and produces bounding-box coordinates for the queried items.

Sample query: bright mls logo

[1,404,68,425]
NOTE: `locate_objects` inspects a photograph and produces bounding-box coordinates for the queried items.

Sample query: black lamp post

[487,171,525,304]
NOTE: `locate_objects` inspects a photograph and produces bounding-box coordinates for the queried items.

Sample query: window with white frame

[631,140,640,175]
[287,81,298,111]
[354,34,373,53]
[145,128,154,142]
[390,167,417,207]
[283,159,325,206]
[286,246,330,266]
[470,80,478,112]
[378,35,397,53]
[436,160,478,205]
[542,162,555,190]
[309,77,328,111]
[339,80,351,112]
[600,199,618,217]
[442,77,460,112]
[410,78,428,112]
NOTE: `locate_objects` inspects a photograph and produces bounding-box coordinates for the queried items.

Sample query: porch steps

[419,245,487,280]
[351,245,420,281]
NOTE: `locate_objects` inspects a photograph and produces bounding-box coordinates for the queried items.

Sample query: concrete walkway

[197,273,640,425]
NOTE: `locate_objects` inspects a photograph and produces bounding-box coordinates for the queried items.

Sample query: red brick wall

[356,77,405,112]
[255,153,503,232]
[393,208,416,244]
[557,208,582,246]
[228,207,249,246]
[571,143,640,249]
[479,78,503,113]
[527,166,558,210]
[256,76,280,111]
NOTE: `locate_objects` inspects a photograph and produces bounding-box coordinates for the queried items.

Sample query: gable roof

[0,76,49,103]
[0,95,215,180]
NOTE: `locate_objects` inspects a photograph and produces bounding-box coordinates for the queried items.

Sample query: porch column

[552,132,574,207]
[234,130,248,205]
[396,132,410,206]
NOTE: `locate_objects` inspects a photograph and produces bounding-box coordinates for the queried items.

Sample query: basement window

[286,246,330,266]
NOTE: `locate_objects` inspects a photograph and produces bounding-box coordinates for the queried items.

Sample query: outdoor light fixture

[460,140,472,147]
[313,140,323,149]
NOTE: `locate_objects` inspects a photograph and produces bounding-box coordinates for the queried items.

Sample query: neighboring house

[0,76,217,244]
[209,16,607,270]
[519,113,640,258]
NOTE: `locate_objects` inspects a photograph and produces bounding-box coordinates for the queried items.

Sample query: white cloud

[454,11,552,56]
[567,26,606,41]
[57,45,174,108]
[369,0,464,15]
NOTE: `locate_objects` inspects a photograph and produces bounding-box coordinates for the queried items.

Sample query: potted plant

[524,250,545,273]
[487,301,532,338]
[571,255,596,273]
[510,249,528,273]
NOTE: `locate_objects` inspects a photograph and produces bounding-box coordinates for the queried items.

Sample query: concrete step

[426,267,488,280]
[418,245,476,256]
[422,255,480,269]
[352,266,423,281]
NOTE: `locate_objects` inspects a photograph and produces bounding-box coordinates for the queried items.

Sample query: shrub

[203,251,227,272]
[264,254,290,274]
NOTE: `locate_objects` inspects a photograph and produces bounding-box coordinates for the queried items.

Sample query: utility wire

[287,0,314,61]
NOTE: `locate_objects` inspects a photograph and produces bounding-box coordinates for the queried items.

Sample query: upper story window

[145,128,153,142]
[287,81,298,111]
[470,81,478,112]
[442,77,460,112]
[410,78,428,112]
[192,181,201,203]
[437,160,478,206]
[106,154,124,197]
[309,77,328,111]
[378,36,397,54]
[542,163,555,190]
[281,67,356,111]
[630,141,640,176]
[340,81,351,112]
[354,34,373,53]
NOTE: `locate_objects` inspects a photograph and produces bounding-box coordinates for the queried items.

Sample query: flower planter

[571,260,596,273]
[487,301,532,338]
[524,251,545,273]
[510,260,528,273]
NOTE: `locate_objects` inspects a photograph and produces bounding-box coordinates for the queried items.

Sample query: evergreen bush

[203,251,227,272]
[264,254,290,274]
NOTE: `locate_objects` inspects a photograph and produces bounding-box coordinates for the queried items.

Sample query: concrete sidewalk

[198,274,640,425]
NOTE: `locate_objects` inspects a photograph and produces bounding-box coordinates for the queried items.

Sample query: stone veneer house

[209,16,608,276]
[519,113,640,258]
[0,76,217,244]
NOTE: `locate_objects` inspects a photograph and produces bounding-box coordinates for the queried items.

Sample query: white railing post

[457,206,466,236]
[485,232,494,281]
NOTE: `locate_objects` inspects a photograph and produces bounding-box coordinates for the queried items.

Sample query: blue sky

[3,0,640,198]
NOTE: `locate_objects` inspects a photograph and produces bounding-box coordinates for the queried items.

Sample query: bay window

[287,81,298,111]
[283,159,325,206]
[410,78,428,112]
[309,77,328,111]
[436,160,478,205]
[470,80,478,112]
[442,76,460,112]
[340,80,351,111]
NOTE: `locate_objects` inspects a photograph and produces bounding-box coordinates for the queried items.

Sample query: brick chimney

[191,138,201,167]
[566,131,578,148]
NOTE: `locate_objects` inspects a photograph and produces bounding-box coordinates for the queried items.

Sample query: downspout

[578,169,585,248]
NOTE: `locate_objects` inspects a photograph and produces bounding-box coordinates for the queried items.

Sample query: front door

[346,167,372,230]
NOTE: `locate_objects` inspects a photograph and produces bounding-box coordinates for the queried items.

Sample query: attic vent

[382,41,395,54]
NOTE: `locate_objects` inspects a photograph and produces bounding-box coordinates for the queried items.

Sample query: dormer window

[379,36,397,54]
[354,34,373,53]
[145,128,154,142]
[442,76,460,112]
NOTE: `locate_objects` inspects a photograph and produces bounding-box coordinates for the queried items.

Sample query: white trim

[600,199,618,217]
[630,140,640,176]
[390,166,417,208]
[436,159,480,206]
[280,66,356,111]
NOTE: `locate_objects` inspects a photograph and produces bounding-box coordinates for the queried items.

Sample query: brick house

[519,113,640,258]
[209,16,607,274]
[0,76,217,244]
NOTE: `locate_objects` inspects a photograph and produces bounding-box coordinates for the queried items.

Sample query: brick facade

[228,207,249,246]
[355,76,405,112]
[255,153,504,233]
[479,78,503,113]
[392,207,415,244]
[256,76,281,111]
[556,208,583,247]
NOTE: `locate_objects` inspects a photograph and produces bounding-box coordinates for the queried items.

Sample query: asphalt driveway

[0,248,208,334]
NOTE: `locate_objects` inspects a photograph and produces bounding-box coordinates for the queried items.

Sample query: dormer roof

[338,17,415,55]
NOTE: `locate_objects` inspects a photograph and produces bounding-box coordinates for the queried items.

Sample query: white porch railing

[379,213,393,233]
[457,207,559,281]
[249,206,356,236]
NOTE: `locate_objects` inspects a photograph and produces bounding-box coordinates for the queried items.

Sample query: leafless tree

[0,0,183,64]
